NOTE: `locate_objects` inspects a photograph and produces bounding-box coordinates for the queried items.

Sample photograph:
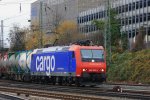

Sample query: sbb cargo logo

[36,55,55,75]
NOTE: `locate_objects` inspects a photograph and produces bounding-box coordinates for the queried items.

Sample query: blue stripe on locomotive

[30,51,76,75]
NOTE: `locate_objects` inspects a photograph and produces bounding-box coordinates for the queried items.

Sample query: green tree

[92,20,105,31]
[93,9,123,51]
[121,32,128,51]
[109,9,121,47]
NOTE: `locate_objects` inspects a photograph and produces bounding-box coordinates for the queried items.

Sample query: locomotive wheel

[62,77,68,85]
[44,76,49,84]
[51,77,56,85]
[11,74,15,80]
[58,77,63,85]
[75,77,81,87]
[68,77,73,86]
[22,75,31,82]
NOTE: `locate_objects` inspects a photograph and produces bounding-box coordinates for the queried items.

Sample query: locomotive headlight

[101,69,104,72]
[83,69,87,72]
[83,69,86,72]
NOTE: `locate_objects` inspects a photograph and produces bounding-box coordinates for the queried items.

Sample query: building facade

[31,0,105,33]
[31,0,79,33]
[31,0,150,48]
[78,0,150,48]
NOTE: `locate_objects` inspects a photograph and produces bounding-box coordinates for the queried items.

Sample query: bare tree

[9,25,26,51]
[132,27,146,51]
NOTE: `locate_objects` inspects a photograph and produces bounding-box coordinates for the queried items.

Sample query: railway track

[0,86,108,100]
[0,80,149,100]
[0,92,23,100]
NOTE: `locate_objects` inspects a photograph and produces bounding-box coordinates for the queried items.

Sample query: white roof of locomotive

[33,46,71,54]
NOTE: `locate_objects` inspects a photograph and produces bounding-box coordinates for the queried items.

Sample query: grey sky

[0,0,37,47]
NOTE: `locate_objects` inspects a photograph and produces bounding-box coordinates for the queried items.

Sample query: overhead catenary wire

[0,0,36,5]
[0,13,30,21]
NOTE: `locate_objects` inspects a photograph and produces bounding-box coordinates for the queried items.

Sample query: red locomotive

[69,45,106,85]
[0,40,106,86]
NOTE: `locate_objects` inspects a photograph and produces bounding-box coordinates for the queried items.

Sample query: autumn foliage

[25,20,81,49]
[55,20,85,45]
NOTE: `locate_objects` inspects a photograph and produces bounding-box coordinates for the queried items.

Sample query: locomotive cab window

[81,49,104,62]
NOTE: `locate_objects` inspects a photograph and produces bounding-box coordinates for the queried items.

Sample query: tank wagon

[0,43,106,86]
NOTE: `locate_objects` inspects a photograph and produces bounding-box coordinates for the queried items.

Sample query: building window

[81,17,83,23]
[93,13,96,20]
[113,1,148,15]
[85,16,88,22]
[122,18,125,26]
[148,0,150,6]
[148,27,150,35]
[79,18,81,23]
[99,12,102,18]
[132,29,135,37]
[136,1,139,9]
[129,17,132,24]
[87,15,90,22]
[125,18,128,25]
[102,11,104,18]
[148,13,150,20]
[83,17,86,23]
[129,30,131,38]
[119,6,121,13]
[140,14,143,22]
[92,26,94,32]
[103,11,106,17]
[144,13,147,21]
[91,25,93,32]
[132,16,135,24]
[125,4,128,12]
[136,15,139,23]
[77,17,79,24]
[139,0,143,8]
[93,25,95,31]
[82,17,84,23]
[89,14,92,21]
[129,3,132,11]
[122,5,125,13]
[116,7,118,14]
[85,26,88,33]
[91,14,94,20]
[89,26,91,32]
[144,0,147,7]
[96,12,99,19]
[132,2,135,10]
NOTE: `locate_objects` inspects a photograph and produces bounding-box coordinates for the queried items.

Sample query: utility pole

[39,1,43,48]
[106,0,111,65]
[104,2,107,52]
[1,20,3,51]
[108,0,111,64]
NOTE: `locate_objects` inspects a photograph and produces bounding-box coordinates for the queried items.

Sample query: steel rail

[0,80,149,99]
[0,86,108,100]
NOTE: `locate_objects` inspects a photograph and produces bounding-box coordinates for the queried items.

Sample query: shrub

[107,49,150,84]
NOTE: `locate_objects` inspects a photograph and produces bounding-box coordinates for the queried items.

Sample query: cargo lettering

[36,55,55,75]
